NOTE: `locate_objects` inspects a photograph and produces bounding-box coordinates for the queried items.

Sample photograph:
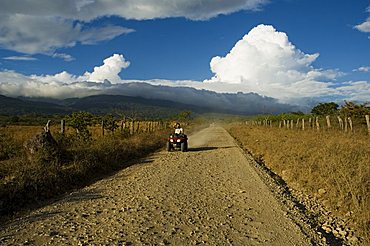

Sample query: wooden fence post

[44,120,51,133]
[120,118,126,133]
[279,121,282,128]
[302,118,305,131]
[326,115,331,129]
[130,120,134,135]
[101,120,105,137]
[290,120,294,129]
[315,117,320,131]
[344,117,348,132]
[308,118,312,129]
[337,116,343,130]
[348,117,353,132]
[366,115,370,134]
[60,119,65,135]
[296,119,300,128]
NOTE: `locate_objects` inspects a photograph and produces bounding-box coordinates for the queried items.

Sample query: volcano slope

[0,126,317,245]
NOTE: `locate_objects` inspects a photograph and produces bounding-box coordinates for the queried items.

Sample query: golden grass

[0,125,169,215]
[228,124,370,241]
[2,125,114,143]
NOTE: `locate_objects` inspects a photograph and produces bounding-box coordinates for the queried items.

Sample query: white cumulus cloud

[0,54,130,98]
[204,24,347,100]
[0,47,369,103]
[81,54,130,83]
[0,69,101,98]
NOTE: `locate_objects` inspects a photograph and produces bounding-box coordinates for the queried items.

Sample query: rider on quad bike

[167,122,188,152]
[174,122,184,136]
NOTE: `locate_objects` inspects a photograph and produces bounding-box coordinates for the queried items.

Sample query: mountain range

[0,82,306,117]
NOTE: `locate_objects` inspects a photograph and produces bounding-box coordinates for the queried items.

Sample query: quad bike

[167,134,188,152]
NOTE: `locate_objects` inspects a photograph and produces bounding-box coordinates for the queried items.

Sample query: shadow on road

[189,147,218,152]
[189,146,236,152]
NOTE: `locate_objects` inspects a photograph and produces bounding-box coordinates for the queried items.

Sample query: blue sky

[0,0,369,102]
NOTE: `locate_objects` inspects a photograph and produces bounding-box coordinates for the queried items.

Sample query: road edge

[224,127,339,246]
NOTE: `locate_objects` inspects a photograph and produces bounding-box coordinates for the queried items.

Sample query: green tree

[9,116,20,124]
[102,114,119,134]
[340,101,370,117]
[311,102,339,115]
[177,111,192,121]
[66,111,95,141]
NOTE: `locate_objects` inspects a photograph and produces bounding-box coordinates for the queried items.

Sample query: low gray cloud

[0,14,132,56]
[0,0,268,21]
[0,0,267,58]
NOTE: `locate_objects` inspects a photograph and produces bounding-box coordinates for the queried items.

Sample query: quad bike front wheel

[166,141,172,152]
[181,142,188,152]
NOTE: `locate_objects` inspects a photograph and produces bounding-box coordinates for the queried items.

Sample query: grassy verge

[0,127,168,216]
[227,124,369,242]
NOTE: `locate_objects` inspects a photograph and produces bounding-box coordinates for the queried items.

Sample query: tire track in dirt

[0,126,314,245]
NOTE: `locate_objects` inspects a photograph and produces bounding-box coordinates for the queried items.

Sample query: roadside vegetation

[228,101,370,242]
[0,111,194,216]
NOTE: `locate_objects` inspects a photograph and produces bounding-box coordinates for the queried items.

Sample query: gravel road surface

[0,126,313,245]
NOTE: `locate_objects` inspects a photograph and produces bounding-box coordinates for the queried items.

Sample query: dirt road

[0,126,315,245]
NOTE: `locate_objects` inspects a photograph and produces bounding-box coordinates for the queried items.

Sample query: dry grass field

[0,124,169,215]
[228,124,370,241]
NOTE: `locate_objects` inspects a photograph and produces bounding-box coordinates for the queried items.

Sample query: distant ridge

[0,82,304,117]
[0,95,69,115]
[0,94,205,118]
